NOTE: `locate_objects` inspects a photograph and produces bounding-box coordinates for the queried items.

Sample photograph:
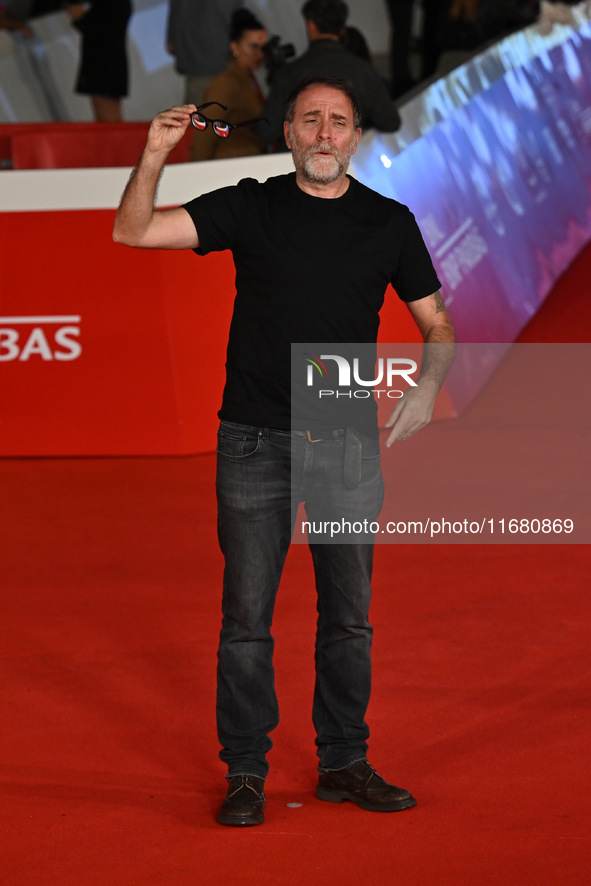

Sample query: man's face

[284,85,362,186]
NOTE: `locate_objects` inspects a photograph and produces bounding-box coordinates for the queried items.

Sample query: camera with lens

[262,35,296,84]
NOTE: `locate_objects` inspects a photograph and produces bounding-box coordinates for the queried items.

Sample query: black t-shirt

[183,173,440,429]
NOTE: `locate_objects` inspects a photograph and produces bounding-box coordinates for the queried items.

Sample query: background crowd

[1,0,587,151]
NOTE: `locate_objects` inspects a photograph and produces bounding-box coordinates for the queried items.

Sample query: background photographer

[259,0,400,150]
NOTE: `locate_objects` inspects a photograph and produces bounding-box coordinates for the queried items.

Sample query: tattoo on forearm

[430,292,446,313]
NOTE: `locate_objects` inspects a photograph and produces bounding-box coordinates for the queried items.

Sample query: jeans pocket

[359,432,380,460]
[217,425,262,460]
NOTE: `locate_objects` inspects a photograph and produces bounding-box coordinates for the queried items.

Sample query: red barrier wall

[0,210,229,454]
[0,122,191,170]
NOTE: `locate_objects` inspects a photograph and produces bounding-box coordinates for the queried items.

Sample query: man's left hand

[384,382,438,447]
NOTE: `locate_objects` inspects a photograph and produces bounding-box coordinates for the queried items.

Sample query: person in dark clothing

[113,75,455,827]
[383,0,416,99]
[166,0,241,108]
[0,1,33,37]
[421,0,453,80]
[67,1,132,121]
[260,0,400,148]
[441,0,578,51]
[384,1,458,96]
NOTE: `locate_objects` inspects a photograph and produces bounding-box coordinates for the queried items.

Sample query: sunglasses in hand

[190,102,269,139]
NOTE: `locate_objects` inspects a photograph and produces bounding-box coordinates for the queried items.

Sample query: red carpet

[1,244,590,884]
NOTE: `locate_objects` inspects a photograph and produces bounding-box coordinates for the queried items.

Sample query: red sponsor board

[0,210,233,455]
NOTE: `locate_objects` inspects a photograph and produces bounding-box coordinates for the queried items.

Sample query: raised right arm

[112,105,200,250]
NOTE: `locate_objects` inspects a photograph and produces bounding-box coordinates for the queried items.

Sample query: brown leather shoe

[316,760,417,812]
[216,775,266,826]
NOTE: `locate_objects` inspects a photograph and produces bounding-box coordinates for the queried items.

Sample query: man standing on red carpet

[113,76,455,826]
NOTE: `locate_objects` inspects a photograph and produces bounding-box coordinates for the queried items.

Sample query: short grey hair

[284,76,362,129]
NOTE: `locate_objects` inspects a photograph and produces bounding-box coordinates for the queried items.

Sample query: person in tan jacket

[191,8,267,162]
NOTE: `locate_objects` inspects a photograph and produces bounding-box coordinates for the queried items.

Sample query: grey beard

[302,151,347,184]
[289,127,356,185]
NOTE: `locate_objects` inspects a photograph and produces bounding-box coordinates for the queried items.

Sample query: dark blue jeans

[215,421,384,778]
